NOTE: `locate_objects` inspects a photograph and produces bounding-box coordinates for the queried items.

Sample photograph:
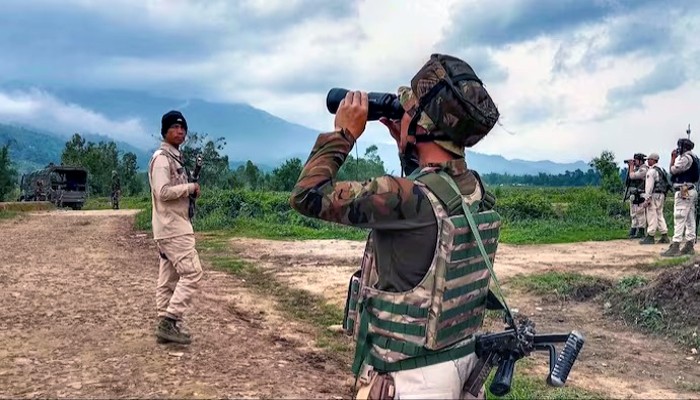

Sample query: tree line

[0,132,628,201]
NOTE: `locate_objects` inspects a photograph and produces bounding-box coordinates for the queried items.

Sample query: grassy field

[85,185,675,244]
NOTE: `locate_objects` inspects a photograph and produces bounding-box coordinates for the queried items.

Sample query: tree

[180,132,235,189]
[0,143,18,201]
[61,133,143,196]
[270,158,303,191]
[589,150,623,194]
[338,145,387,181]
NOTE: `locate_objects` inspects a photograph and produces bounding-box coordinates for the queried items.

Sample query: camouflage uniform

[291,54,502,399]
[111,171,121,210]
[291,130,489,399]
[628,163,648,238]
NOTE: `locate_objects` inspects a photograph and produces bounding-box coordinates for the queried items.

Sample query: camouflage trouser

[630,202,646,228]
[645,193,668,236]
[355,353,484,400]
[155,234,203,321]
[672,188,697,243]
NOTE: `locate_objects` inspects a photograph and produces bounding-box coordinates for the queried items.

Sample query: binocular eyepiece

[326,88,405,121]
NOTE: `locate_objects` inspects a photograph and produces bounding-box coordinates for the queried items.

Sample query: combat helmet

[399,54,500,156]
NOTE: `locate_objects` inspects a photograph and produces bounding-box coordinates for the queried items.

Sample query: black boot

[658,234,670,244]
[155,317,191,345]
[635,227,646,238]
[661,242,681,257]
[639,235,655,245]
[628,228,637,239]
[680,241,695,255]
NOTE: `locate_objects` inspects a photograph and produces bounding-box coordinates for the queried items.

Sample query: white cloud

[2,0,699,168]
[0,89,150,147]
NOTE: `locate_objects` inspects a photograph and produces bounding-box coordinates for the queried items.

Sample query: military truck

[19,164,89,210]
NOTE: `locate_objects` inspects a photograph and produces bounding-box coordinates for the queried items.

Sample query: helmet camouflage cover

[398,54,500,157]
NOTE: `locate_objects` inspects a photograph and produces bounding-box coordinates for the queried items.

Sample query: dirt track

[0,210,350,399]
[230,237,700,400]
[2,209,699,399]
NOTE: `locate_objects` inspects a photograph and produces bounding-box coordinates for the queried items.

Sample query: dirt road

[0,210,350,399]
[230,237,700,400]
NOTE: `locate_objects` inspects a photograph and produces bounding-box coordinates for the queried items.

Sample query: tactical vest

[630,165,647,191]
[343,170,501,376]
[652,166,671,194]
[672,153,700,184]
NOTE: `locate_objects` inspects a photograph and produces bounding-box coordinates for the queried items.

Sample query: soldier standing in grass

[111,170,121,210]
[626,153,648,239]
[661,138,699,256]
[290,54,504,399]
[148,110,203,344]
[638,153,670,245]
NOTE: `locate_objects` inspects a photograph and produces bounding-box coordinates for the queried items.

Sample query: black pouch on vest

[342,269,362,336]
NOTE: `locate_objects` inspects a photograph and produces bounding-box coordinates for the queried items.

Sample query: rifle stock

[465,318,585,397]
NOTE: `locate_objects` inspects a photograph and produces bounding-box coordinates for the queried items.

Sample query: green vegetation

[115,183,675,246]
[61,133,143,196]
[604,271,700,349]
[0,210,17,219]
[0,143,19,201]
[485,374,602,399]
[510,271,612,301]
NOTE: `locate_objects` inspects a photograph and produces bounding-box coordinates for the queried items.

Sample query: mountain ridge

[0,86,592,175]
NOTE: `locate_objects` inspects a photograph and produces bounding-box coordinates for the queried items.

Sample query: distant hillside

[52,88,321,168]
[1,86,593,176]
[0,123,151,174]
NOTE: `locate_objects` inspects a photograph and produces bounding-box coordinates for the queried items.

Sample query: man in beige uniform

[661,138,699,257]
[148,110,203,344]
[639,153,669,244]
[626,153,648,239]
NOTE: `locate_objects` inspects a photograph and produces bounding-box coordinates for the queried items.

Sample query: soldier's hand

[672,149,678,158]
[334,90,368,140]
[379,117,401,146]
[193,183,201,198]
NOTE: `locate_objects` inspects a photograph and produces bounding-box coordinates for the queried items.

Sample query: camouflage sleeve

[289,130,434,230]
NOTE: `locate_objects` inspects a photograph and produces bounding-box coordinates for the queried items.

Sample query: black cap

[161,110,188,137]
[678,138,695,151]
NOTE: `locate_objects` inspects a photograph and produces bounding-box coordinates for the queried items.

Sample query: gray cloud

[442,0,658,48]
[607,59,687,111]
[0,0,357,92]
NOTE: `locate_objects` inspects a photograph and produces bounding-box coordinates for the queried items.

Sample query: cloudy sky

[1,0,699,165]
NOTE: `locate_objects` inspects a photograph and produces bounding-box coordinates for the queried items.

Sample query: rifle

[465,317,585,397]
[188,153,203,220]
[622,165,632,206]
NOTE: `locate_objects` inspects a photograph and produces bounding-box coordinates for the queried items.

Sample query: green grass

[486,374,602,399]
[510,271,612,301]
[604,274,700,350]
[648,256,693,269]
[118,185,666,246]
[0,210,18,219]
[83,195,151,210]
[501,221,628,244]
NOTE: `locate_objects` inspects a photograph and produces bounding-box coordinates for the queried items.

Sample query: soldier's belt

[673,184,696,191]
